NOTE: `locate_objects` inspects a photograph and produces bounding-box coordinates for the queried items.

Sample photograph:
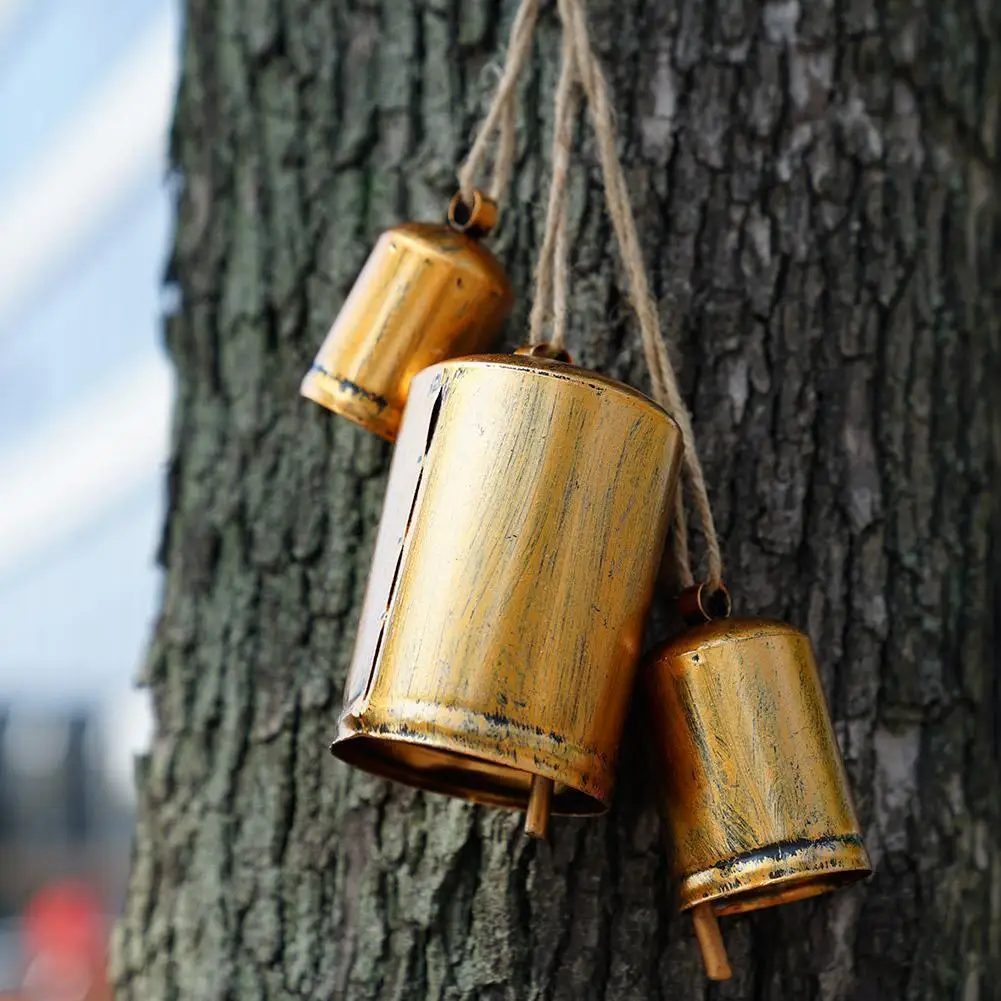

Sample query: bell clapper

[690,903,732,981]
[524,775,554,839]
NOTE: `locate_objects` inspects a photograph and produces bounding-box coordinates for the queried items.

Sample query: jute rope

[457,0,541,206]
[530,0,722,591]
[527,24,579,348]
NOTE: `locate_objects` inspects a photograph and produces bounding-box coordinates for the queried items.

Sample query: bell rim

[676,833,872,916]
[330,717,612,817]
[412,353,680,430]
[301,367,401,442]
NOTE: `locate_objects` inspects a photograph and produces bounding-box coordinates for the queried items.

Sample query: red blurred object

[19,882,110,1001]
[22,882,105,964]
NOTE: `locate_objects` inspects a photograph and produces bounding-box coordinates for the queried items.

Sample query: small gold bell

[644,584,872,980]
[301,191,513,441]
[331,351,683,836]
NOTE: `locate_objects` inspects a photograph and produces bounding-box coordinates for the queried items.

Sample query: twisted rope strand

[528,24,580,348]
[457,0,541,206]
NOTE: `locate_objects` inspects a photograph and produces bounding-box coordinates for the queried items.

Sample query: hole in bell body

[301,223,513,441]
[645,619,872,914]
[331,354,684,813]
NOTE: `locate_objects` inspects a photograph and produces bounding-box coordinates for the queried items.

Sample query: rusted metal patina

[301,191,513,441]
[645,617,872,917]
[331,353,683,831]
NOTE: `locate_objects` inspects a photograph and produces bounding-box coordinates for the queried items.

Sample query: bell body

[301,223,513,441]
[646,620,871,916]
[331,354,683,814]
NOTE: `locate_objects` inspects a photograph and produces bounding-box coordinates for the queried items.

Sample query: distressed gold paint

[331,354,683,814]
[645,620,871,915]
[301,222,513,441]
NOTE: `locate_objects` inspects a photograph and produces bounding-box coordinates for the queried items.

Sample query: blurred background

[0,0,181,994]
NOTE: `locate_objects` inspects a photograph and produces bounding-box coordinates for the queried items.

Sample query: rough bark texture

[113,0,1001,998]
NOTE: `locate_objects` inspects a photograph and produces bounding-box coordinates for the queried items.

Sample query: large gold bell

[644,590,871,978]
[301,191,513,441]
[331,352,683,835]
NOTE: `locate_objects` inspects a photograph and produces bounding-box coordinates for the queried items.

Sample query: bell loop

[514,342,574,364]
[677,581,732,626]
[448,189,499,238]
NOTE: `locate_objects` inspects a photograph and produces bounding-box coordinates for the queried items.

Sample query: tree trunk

[112,1,1000,998]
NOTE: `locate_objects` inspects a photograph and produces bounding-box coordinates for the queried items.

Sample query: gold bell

[645,585,871,980]
[301,191,513,441]
[331,351,683,836]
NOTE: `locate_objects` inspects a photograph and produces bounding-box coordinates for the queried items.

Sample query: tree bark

[113,1,1000,998]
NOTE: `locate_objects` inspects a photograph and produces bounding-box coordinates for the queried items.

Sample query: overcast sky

[0,0,179,723]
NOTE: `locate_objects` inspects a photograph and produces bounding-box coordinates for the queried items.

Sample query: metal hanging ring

[514,343,574,364]
[448,189,499,237]
[678,581,732,625]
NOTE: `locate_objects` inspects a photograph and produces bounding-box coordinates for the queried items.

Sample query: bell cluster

[299,192,871,981]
